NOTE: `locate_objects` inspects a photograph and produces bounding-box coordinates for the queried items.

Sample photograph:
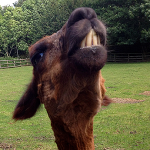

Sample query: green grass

[0,63,150,150]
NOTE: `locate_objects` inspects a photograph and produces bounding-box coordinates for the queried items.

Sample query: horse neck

[50,116,95,150]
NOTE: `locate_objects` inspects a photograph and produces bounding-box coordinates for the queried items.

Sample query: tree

[0,6,30,57]
[88,0,150,46]
[0,0,149,58]
[140,0,150,43]
[13,0,26,7]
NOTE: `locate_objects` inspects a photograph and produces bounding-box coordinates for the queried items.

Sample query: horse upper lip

[80,29,101,48]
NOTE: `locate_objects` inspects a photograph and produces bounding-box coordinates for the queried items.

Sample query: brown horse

[13,7,112,150]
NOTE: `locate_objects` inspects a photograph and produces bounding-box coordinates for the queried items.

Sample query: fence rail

[0,53,150,69]
[107,53,150,62]
[0,59,31,69]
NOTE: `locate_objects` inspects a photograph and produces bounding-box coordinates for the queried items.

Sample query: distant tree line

[0,0,150,58]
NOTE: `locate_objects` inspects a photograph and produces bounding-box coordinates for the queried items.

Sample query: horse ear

[100,72,113,106]
[102,95,113,106]
[13,78,41,120]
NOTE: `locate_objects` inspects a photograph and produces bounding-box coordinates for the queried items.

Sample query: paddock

[0,62,150,149]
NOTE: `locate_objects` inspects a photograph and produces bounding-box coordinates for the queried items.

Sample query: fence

[107,53,150,62]
[0,59,31,69]
[0,53,150,69]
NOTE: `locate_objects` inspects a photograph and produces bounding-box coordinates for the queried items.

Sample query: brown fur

[13,7,112,150]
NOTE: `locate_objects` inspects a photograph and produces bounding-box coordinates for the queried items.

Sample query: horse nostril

[92,49,96,54]
[67,7,97,28]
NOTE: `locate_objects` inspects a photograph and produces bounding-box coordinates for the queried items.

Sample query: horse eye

[31,53,44,66]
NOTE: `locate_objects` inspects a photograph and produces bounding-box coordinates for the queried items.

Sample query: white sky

[0,0,17,7]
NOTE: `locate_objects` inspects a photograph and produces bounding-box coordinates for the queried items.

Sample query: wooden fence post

[14,60,15,67]
[128,54,129,62]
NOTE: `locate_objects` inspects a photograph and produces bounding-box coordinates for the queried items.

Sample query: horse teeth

[86,29,93,47]
[81,36,86,48]
[97,35,100,45]
[92,30,98,46]
[80,29,101,48]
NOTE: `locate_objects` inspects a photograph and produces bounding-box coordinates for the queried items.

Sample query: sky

[0,0,17,7]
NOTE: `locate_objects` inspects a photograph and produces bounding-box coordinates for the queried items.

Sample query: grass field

[0,62,150,150]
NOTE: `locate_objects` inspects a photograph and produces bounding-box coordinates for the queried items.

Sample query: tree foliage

[87,0,150,45]
[0,0,150,57]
